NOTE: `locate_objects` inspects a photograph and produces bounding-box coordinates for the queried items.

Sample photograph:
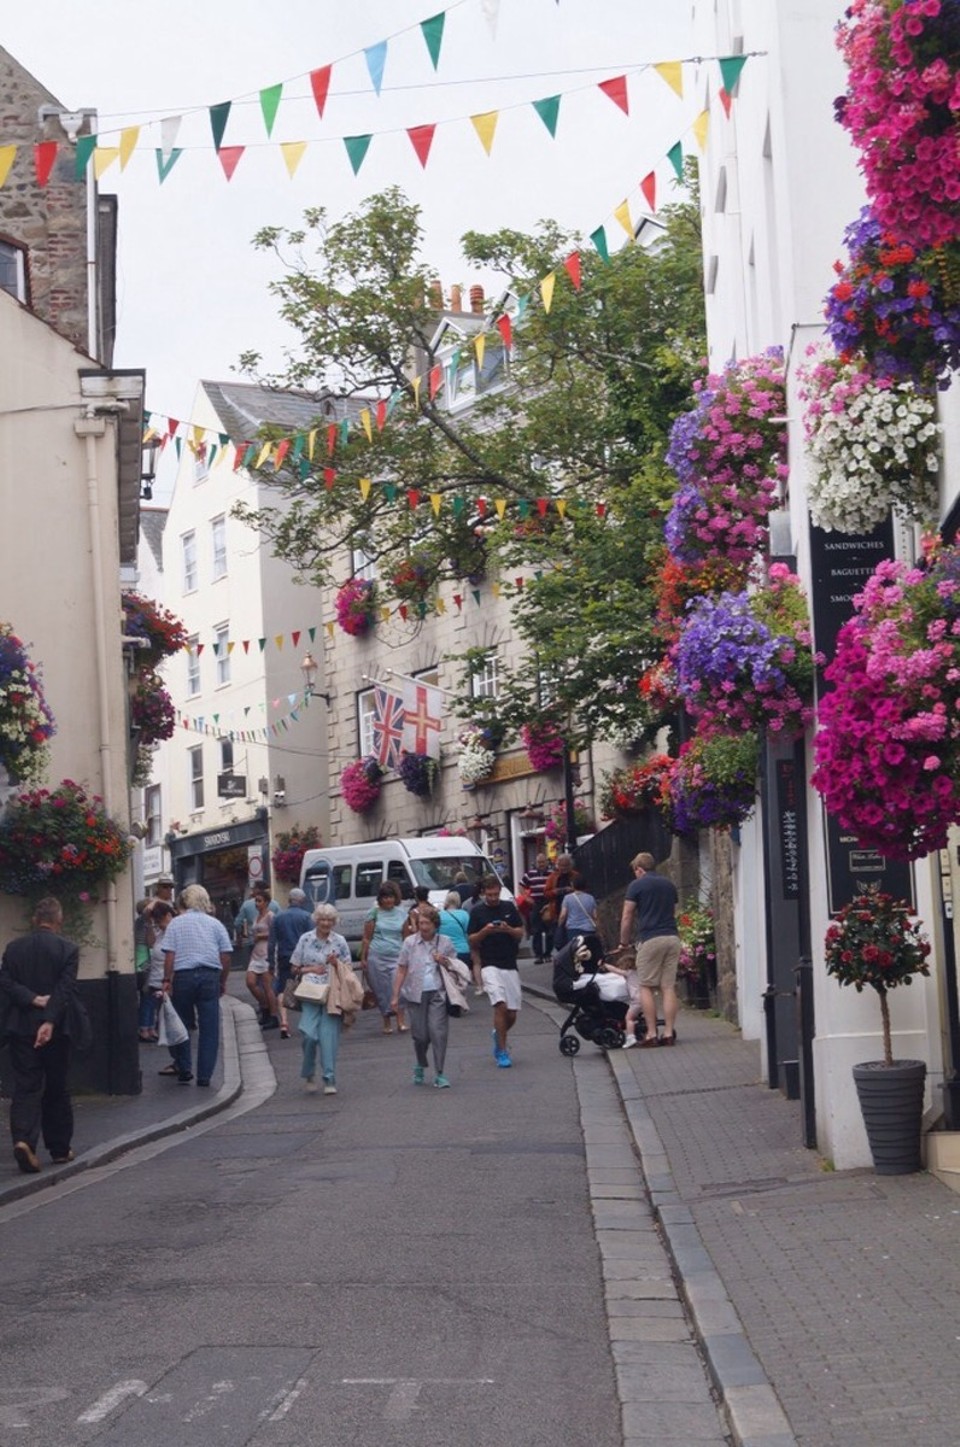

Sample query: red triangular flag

[407,123,436,168]
[536,497,549,517]
[324,468,336,490]
[292,630,301,647]
[496,313,512,350]
[476,498,488,518]
[640,171,656,211]
[598,76,629,115]
[326,423,337,456]
[310,65,332,119]
[596,502,607,518]
[376,400,387,431]
[515,577,525,590]
[218,146,244,180]
[273,438,291,469]
[399,604,409,621]
[719,88,732,118]
[407,488,421,509]
[242,640,250,653]
[453,593,463,611]
[166,417,180,438]
[34,141,58,186]
[563,252,581,291]
[429,364,442,399]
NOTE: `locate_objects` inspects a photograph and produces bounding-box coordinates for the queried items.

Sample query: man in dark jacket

[0,896,79,1173]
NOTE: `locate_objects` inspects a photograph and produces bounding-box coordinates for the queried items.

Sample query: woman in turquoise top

[440,891,479,990]
[360,881,408,1034]
[290,905,352,1094]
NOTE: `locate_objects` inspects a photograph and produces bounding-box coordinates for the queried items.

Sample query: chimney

[450,284,463,312]
[429,279,444,310]
[469,284,485,314]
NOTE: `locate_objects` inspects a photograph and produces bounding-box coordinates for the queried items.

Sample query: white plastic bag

[157,994,189,1048]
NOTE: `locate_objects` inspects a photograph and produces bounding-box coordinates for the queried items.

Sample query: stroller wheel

[597,1026,623,1052]
[559,1034,580,1056]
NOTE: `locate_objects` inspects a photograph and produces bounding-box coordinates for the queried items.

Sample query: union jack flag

[371,686,405,771]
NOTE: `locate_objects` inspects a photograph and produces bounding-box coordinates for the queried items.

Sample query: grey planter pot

[853,1059,926,1175]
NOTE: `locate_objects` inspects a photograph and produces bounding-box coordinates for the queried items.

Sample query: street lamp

[300,650,331,707]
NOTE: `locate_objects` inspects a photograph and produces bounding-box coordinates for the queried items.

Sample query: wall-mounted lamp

[300,651,331,707]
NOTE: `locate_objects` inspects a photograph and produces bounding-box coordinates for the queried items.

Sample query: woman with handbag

[391,905,469,1088]
[290,905,352,1095]
[359,882,408,1036]
[557,878,602,952]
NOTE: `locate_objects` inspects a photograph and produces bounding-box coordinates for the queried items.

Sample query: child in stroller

[552,935,641,1055]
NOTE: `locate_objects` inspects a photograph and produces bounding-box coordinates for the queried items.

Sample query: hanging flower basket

[271,824,322,884]
[798,348,940,533]
[457,725,496,788]
[340,756,384,812]
[835,0,960,250]
[130,672,176,746]
[672,566,817,741]
[0,624,56,787]
[812,542,960,860]
[824,208,960,386]
[520,719,565,772]
[391,556,433,603]
[599,754,675,820]
[121,592,189,667]
[668,733,759,835]
[677,900,717,1005]
[398,750,439,797]
[0,779,134,898]
[543,798,595,842]
[335,578,377,637]
[664,351,787,567]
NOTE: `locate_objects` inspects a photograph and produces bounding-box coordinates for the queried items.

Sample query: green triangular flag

[243,443,257,467]
[667,141,684,181]
[209,101,232,151]
[452,495,465,516]
[258,638,267,653]
[75,134,97,178]
[533,96,561,138]
[259,83,283,137]
[308,626,316,643]
[344,134,372,175]
[387,389,403,418]
[298,458,311,480]
[291,435,304,462]
[174,437,182,459]
[518,499,530,519]
[207,445,218,468]
[421,13,445,69]
[416,601,427,619]
[155,148,183,183]
[219,432,229,446]
[471,588,481,606]
[384,483,398,502]
[517,293,530,321]
[719,55,748,94]
[339,418,350,445]
[590,225,609,262]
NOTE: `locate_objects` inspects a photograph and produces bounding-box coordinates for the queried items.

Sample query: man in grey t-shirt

[618,852,680,1047]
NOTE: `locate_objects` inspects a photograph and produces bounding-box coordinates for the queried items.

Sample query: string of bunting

[178,687,316,742]
[141,60,747,476]
[0,49,750,189]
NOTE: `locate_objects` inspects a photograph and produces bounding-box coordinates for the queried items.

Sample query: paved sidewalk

[521,960,960,1447]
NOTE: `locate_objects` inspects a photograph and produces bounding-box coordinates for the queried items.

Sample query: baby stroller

[552,936,641,1055]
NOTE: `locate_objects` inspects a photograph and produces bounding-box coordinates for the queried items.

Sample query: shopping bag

[157,994,189,1048]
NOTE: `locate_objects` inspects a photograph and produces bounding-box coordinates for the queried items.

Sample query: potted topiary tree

[824,886,931,1174]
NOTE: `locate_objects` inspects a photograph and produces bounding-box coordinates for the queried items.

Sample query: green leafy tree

[236,182,704,746]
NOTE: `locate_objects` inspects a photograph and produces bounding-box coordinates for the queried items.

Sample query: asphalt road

[0,996,625,1446]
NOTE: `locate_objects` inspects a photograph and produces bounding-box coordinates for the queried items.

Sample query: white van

[299,837,510,948]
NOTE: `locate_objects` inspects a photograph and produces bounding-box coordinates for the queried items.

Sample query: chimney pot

[469,284,485,314]
[450,284,462,311]
[429,279,444,310]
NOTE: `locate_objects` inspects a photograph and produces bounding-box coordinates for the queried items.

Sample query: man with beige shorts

[618,852,680,1048]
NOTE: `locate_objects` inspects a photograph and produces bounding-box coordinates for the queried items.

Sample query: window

[189,745,204,811]
[186,638,200,697]
[387,860,411,895]
[144,785,162,849]
[357,687,377,757]
[351,541,377,582]
[194,443,209,485]
[332,863,352,898]
[0,239,27,302]
[214,625,230,687]
[220,738,234,773]
[356,862,384,898]
[211,516,227,579]
[182,530,197,592]
[471,651,500,700]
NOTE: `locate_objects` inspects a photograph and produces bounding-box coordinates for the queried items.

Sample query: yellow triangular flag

[654,61,684,98]
[436,597,446,614]
[0,146,16,188]
[281,141,307,178]
[470,110,499,156]
[359,477,372,500]
[275,635,284,651]
[495,499,507,520]
[360,409,373,443]
[412,376,422,408]
[118,127,140,170]
[693,108,710,152]
[191,425,204,449]
[614,200,633,238]
[540,272,556,314]
[474,332,486,369]
[430,493,442,515]
[491,582,501,598]
[227,641,236,654]
[307,428,317,461]
[93,147,120,179]
[380,606,391,622]
[256,441,273,468]
[556,498,568,519]
[325,621,335,638]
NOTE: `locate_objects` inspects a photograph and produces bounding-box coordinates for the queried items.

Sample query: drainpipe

[74,409,119,976]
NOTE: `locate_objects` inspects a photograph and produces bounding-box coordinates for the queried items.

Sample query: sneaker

[495,1048,512,1069]
[491,1028,499,1059]
[13,1141,40,1174]
[323,1084,337,1095]
[621,1037,638,1050]
[413,1065,425,1086]
[434,1074,450,1089]
[50,1149,75,1164]
[304,1077,318,1094]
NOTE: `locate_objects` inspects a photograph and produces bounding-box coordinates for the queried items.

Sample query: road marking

[262,1377,309,1422]
[182,1379,234,1423]
[77,1380,147,1423]
[342,1379,495,1423]
[0,1387,69,1428]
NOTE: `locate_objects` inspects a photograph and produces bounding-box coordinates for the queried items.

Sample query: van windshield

[409,855,495,893]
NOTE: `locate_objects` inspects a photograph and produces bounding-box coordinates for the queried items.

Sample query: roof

[200,381,371,441]
[139,506,167,570]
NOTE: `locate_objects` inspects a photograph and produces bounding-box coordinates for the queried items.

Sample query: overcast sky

[4,1,700,494]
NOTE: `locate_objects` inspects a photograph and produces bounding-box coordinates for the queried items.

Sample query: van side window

[356,862,383,898]
[332,864,352,898]
[387,860,411,896]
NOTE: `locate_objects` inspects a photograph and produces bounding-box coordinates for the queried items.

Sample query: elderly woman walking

[290,904,354,1095]
[359,880,408,1035]
[391,905,469,1088]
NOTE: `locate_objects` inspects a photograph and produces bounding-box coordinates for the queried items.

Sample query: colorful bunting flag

[693,109,710,152]
[0,146,15,188]
[540,273,556,313]
[719,89,733,119]
[344,134,372,175]
[598,76,629,115]
[75,134,96,179]
[590,226,609,262]
[654,61,683,98]
[613,200,633,238]
[496,313,512,351]
[34,142,57,187]
[365,40,388,96]
[420,12,445,69]
[719,55,748,94]
[640,171,656,211]
[564,251,582,291]
[118,127,139,171]
[471,111,499,155]
[667,141,684,181]
[218,146,244,180]
[260,83,283,137]
[281,141,307,178]
[310,65,332,119]
[93,147,120,180]
[407,123,436,168]
[209,101,232,151]
[533,95,561,138]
